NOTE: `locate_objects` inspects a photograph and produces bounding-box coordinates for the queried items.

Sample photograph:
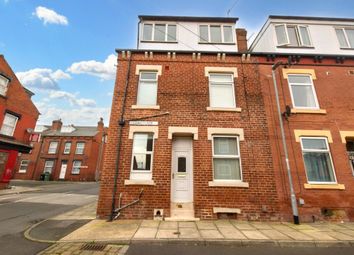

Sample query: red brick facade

[13,119,107,182]
[0,55,39,189]
[97,52,283,220]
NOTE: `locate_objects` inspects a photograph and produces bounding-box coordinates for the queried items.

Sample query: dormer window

[142,23,177,42]
[275,24,312,47]
[199,25,233,43]
[335,28,354,49]
[0,75,9,96]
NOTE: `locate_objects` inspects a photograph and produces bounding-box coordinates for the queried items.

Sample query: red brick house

[97,16,282,221]
[0,55,39,189]
[14,118,107,182]
[250,16,354,221]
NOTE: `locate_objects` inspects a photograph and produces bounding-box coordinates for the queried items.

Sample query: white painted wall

[250,18,354,55]
[138,21,238,52]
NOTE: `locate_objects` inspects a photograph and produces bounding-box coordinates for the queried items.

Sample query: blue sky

[1,0,353,126]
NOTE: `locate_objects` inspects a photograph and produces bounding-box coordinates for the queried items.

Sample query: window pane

[154,24,166,41]
[209,74,233,83]
[335,29,349,48]
[303,152,335,182]
[210,25,222,43]
[167,25,176,41]
[214,137,238,155]
[210,85,235,107]
[288,75,311,84]
[178,157,186,172]
[214,158,241,180]
[132,154,151,171]
[140,72,157,80]
[199,25,209,42]
[223,26,233,43]
[133,133,153,153]
[346,29,354,48]
[143,24,153,41]
[137,81,157,105]
[287,26,299,46]
[302,138,328,150]
[291,85,317,108]
[275,25,288,45]
[299,26,311,46]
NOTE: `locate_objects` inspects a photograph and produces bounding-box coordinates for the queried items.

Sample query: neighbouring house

[97,15,283,221]
[0,55,39,189]
[249,16,354,221]
[14,118,107,182]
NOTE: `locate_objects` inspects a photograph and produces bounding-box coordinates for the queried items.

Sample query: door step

[169,202,197,221]
[165,217,200,221]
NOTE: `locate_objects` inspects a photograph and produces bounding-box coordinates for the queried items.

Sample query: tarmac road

[0,180,98,255]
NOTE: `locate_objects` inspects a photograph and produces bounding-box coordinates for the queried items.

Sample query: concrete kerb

[24,219,57,244]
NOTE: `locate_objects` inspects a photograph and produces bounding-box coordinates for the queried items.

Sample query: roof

[268,15,354,23]
[138,15,238,23]
[42,126,99,137]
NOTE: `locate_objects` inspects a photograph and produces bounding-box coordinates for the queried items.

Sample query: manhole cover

[173,231,181,235]
[81,243,107,251]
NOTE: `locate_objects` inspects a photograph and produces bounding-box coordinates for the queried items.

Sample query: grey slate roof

[41,126,99,137]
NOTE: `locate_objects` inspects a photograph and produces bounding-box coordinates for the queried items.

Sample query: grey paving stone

[260,229,292,240]
[196,221,217,230]
[199,229,224,239]
[241,230,269,240]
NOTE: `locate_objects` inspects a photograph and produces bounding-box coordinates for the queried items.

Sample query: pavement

[0,185,41,196]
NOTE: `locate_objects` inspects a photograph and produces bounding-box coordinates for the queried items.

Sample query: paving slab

[178,222,196,228]
[178,227,201,239]
[133,227,157,239]
[260,229,292,240]
[322,231,354,241]
[270,224,295,232]
[217,227,247,239]
[241,230,269,240]
[299,230,336,241]
[232,222,257,230]
[214,220,233,228]
[140,220,160,228]
[199,229,224,239]
[281,231,314,241]
[159,221,178,230]
[156,229,179,239]
[337,229,354,237]
[196,221,217,230]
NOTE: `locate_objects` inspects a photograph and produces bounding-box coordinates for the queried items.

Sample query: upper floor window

[137,72,158,106]
[287,74,319,109]
[75,142,85,154]
[275,24,312,47]
[300,137,336,184]
[335,28,354,49]
[64,142,71,154]
[142,23,177,42]
[48,141,58,154]
[0,75,9,96]
[208,73,236,108]
[0,113,18,136]
[199,25,233,43]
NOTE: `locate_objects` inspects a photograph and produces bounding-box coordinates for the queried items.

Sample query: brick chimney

[236,28,248,52]
[51,119,62,131]
[97,117,104,132]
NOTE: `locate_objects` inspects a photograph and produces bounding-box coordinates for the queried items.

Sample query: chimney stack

[236,28,248,53]
[97,117,104,132]
[51,119,62,131]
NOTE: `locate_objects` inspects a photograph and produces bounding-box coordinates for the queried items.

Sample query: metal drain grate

[81,243,107,251]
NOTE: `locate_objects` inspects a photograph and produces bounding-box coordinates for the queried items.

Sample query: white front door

[171,138,193,203]
[59,161,67,180]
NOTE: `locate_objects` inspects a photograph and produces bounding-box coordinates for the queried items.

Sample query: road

[0,180,98,255]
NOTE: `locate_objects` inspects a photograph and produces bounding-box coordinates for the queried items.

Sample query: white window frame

[63,142,71,154]
[130,132,154,180]
[275,24,312,47]
[48,141,58,154]
[198,24,234,44]
[300,137,337,184]
[287,74,319,110]
[335,27,354,49]
[43,160,54,173]
[75,142,85,155]
[19,160,29,173]
[208,73,236,108]
[137,71,158,106]
[212,135,243,181]
[141,23,177,42]
[0,113,18,136]
[72,160,82,175]
[0,75,9,96]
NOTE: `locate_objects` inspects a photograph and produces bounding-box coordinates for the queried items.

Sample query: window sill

[140,40,178,44]
[18,171,26,174]
[206,107,241,112]
[131,105,160,110]
[291,108,327,114]
[213,207,241,214]
[339,47,354,50]
[276,45,315,49]
[124,179,156,186]
[208,181,249,188]
[199,42,235,45]
[304,183,345,190]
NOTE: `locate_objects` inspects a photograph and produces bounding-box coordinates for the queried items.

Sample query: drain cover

[81,243,107,251]
[173,231,181,235]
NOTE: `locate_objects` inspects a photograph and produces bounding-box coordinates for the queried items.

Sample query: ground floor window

[130,133,154,180]
[346,140,354,176]
[19,160,29,173]
[72,160,82,174]
[212,136,242,181]
[300,137,336,183]
[44,160,54,174]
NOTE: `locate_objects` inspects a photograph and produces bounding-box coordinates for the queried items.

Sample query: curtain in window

[304,152,335,182]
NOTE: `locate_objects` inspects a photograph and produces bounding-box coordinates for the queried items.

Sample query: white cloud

[67,54,116,80]
[16,68,71,90]
[48,90,96,107]
[33,6,68,26]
